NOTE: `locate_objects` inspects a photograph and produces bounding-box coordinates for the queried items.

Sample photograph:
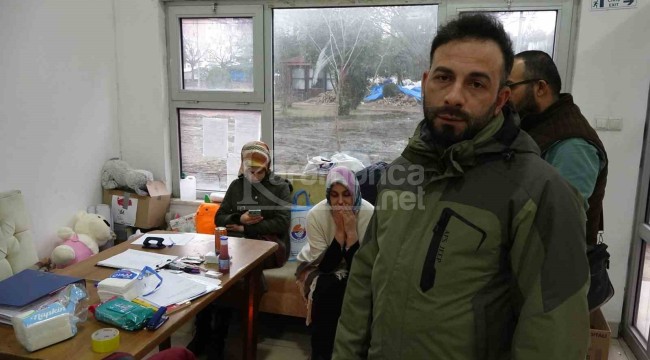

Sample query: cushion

[0,190,38,281]
[260,261,307,318]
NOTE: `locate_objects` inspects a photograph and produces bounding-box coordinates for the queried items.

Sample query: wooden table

[0,232,278,360]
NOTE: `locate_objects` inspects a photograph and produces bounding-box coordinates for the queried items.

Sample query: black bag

[586,241,615,312]
[355,161,389,206]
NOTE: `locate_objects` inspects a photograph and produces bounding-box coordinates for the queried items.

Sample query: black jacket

[215,172,292,259]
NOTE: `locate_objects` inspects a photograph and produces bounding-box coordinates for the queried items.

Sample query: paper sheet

[96,249,177,270]
[131,233,196,247]
[176,272,222,292]
[203,117,228,158]
[141,270,208,307]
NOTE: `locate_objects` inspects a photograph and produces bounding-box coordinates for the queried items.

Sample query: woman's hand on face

[226,224,244,233]
[240,211,264,225]
[341,210,358,247]
[332,210,346,246]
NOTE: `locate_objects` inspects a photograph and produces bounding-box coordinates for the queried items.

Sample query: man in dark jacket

[508,50,607,246]
[334,14,590,359]
[508,51,611,310]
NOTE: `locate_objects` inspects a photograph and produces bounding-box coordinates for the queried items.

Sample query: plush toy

[101,158,154,196]
[51,211,114,269]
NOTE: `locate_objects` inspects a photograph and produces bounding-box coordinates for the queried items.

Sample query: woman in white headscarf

[296,166,374,360]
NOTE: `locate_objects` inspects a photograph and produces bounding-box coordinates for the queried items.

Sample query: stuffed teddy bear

[51,211,115,269]
[101,158,154,196]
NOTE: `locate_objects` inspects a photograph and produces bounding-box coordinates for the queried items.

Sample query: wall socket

[593,117,623,131]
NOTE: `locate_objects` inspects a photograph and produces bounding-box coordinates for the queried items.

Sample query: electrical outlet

[594,117,608,130]
[607,118,623,131]
[593,117,622,131]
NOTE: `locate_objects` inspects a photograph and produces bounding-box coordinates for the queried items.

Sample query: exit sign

[592,0,638,10]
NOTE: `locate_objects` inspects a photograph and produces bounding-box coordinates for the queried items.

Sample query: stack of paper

[96,249,178,270]
[140,270,210,307]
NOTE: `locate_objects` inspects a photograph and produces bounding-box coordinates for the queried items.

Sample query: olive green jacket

[334,110,590,360]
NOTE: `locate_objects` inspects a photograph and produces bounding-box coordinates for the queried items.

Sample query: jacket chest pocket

[420,207,487,292]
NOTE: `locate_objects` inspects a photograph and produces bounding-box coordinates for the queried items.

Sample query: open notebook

[96,249,177,270]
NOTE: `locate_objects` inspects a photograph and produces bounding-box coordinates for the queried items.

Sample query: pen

[166,301,191,315]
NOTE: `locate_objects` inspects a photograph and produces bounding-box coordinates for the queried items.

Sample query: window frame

[165,0,579,198]
[166,4,264,103]
[446,0,577,92]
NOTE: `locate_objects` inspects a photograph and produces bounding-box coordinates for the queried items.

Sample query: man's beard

[514,85,540,119]
[422,96,498,148]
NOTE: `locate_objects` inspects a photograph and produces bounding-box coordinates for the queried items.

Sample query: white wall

[572,1,650,330]
[113,0,171,186]
[0,0,120,258]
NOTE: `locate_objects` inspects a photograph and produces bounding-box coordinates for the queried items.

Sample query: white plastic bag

[303,153,365,175]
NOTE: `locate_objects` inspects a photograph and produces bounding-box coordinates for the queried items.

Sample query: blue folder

[0,269,83,307]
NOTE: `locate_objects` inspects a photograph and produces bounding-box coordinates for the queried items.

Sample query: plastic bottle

[179,173,196,201]
[218,236,230,273]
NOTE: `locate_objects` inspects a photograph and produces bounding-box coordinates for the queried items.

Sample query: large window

[166,1,578,198]
[167,5,264,194]
[273,5,438,173]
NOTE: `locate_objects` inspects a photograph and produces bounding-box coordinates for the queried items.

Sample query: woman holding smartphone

[215,140,291,258]
[188,140,291,360]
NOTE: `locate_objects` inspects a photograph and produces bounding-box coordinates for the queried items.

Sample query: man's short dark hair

[429,13,514,84]
[515,50,562,97]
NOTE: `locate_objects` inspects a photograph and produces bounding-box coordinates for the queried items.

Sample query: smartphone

[249,209,262,217]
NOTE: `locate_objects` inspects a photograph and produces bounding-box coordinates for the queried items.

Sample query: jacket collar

[402,106,537,179]
[520,93,574,131]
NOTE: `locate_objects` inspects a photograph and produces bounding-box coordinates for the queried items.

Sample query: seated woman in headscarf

[216,140,292,267]
[296,166,374,360]
[187,140,291,360]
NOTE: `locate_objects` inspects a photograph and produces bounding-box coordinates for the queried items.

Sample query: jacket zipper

[419,208,487,292]
[420,208,452,292]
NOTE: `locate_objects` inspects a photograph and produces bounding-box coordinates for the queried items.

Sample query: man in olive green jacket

[333,14,590,360]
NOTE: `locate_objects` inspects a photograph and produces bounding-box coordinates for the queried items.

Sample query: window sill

[171,192,225,205]
[170,198,205,206]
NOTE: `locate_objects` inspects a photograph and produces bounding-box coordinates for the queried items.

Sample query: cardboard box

[587,308,611,360]
[102,181,171,229]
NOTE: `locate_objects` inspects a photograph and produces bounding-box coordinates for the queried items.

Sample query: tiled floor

[167,312,311,360]
[610,338,638,360]
[155,312,639,360]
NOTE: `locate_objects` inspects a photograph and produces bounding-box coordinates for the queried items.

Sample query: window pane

[273,5,437,173]
[487,11,557,55]
[635,241,650,340]
[181,18,254,92]
[179,109,260,192]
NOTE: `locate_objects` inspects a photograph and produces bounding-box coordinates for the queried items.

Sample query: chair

[0,190,39,281]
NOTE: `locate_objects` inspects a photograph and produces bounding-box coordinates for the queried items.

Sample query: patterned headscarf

[326,166,362,212]
[239,140,270,175]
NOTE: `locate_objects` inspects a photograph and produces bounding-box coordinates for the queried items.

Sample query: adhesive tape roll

[91,328,120,353]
